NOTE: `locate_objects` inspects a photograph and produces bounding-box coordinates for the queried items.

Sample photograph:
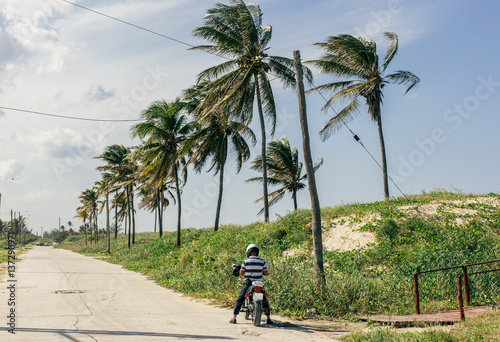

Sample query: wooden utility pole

[293,50,325,284]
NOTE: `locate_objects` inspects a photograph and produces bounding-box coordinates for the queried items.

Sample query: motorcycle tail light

[254,287,262,293]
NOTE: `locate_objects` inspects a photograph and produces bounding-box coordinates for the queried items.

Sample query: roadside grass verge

[343,310,500,341]
[57,191,500,319]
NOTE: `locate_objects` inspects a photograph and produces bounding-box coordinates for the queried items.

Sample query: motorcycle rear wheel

[252,301,263,326]
[244,299,251,320]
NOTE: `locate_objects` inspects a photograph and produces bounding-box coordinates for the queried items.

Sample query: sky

[0,0,499,234]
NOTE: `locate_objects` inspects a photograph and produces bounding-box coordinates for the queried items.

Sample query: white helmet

[246,244,259,257]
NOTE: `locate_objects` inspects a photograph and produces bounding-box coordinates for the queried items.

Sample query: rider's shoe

[266,317,273,324]
[229,317,237,324]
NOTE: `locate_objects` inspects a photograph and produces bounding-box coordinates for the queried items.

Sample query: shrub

[375,219,399,242]
[54,231,70,243]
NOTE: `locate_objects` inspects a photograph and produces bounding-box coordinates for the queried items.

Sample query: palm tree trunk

[174,164,182,247]
[127,185,131,249]
[114,191,118,239]
[89,215,92,244]
[84,218,87,246]
[376,115,390,199]
[158,189,163,237]
[214,140,227,232]
[124,213,128,237]
[94,209,98,244]
[294,50,325,285]
[106,191,110,254]
[131,185,136,244]
[154,206,157,234]
[254,75,270,222]
[293,190,298,211]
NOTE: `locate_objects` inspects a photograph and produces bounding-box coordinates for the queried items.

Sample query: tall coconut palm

[247,136,322,214]
[78,188,99,244]
[74,207,87,246]
[137,180,175,237]
[96,144,137,248]
[191,0,312,222]
[182,84,256,231]
[113,191,129,239]
[95,173,114,253]
[306,31,419,199]
[131,100,192,247]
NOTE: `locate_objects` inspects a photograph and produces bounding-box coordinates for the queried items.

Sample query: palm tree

[95,173,114,253]
[131,100,192,247]
[74,209,87,245]
[306,31,419,199]
[78,188,99,244]
[182,84,256,231]
[137,180,175,237]
[96,145,137,248]
[191,0,312,222]
[247,137,322,214]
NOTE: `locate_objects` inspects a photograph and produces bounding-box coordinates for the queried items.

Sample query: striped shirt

[241,256,267,282]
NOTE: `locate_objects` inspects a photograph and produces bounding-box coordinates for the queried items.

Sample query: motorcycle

[232,264,267,327]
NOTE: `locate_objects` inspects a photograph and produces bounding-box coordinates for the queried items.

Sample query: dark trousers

[233,283,270,316]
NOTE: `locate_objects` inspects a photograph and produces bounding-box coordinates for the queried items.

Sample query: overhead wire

[0,106,144,122]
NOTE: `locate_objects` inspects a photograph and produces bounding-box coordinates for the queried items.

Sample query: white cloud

[0,159,25,178]
[1,0,73,74]
[85,85,116,102]
[23,127,105,160]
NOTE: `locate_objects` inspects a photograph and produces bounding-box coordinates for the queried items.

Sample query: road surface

[0,246,362,341]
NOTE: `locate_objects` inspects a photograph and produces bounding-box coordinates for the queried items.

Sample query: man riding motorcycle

[230,244,273,324]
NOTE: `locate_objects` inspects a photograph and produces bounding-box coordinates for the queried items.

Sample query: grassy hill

[58,190,500,323]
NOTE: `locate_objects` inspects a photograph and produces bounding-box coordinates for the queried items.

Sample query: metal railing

[413,259,500,314]
[458,268,500,320]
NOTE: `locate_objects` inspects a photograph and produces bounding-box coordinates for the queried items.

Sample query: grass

[57,190,500,321]
[343,310,500,341]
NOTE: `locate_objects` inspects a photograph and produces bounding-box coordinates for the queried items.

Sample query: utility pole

[293,50,325,285]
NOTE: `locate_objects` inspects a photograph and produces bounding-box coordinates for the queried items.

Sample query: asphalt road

[0,246,359,341]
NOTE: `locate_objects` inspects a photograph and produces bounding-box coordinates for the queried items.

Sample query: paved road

[0,247,360,341]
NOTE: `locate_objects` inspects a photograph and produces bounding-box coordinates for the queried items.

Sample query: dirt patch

[323,214,378,252]
[399,196,500,216]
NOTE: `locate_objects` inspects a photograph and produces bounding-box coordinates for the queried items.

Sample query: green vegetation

[59,191,500,321]
[343,310,500,341]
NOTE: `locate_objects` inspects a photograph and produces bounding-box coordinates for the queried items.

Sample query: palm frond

[380,31,398,72]
[385,70,420,94]
[319,98,361,141]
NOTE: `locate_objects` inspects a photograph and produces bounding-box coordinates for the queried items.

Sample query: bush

[54,231,70,243]
[64,235,83,242]
[375,219,399,242]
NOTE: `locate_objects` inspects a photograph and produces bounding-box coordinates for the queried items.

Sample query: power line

[61,0,194,49]
[60,0,232,61]
[0,106,144,122]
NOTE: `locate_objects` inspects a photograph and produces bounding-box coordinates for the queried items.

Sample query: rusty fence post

[462,266,470,306]
[414,272,420,314]
[458,274,465,321]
